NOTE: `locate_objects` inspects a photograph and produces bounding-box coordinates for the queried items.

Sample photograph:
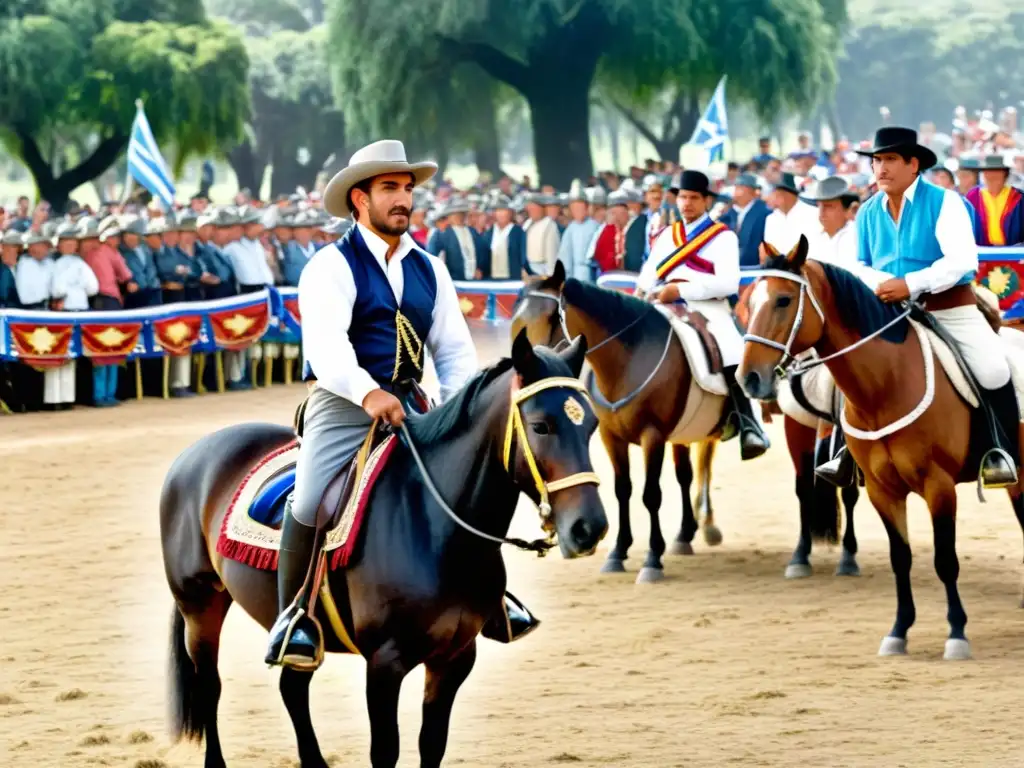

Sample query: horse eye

[775,296,792,309]
[531,422,551,436]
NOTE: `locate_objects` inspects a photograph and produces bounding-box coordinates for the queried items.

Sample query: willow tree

[331,0,841,187]
[0,0,248,210]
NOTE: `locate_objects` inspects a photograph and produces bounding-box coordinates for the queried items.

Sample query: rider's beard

[368,201,411,237]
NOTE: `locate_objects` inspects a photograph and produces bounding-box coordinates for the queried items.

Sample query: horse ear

[559,334,588,378]
[786,235,809,271]
[548,260,566,289]
[511,328,542,382]
[759,241,779,266]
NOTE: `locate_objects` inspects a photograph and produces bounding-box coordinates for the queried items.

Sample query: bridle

[524,290,652,354]
[400,376,600,556]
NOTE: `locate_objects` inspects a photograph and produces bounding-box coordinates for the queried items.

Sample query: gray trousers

[292,386,374,526]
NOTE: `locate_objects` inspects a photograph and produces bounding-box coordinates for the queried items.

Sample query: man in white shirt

[637,170,769,460]
[266,140,539,671]
[803,176,860,269]
[523,193,560,274]
[763,172,819,253]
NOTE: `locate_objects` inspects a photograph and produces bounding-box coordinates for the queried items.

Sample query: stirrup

[815,447,856,487]
[481,594,541,643]
[980,447,1018,489]
[266,604,325,671]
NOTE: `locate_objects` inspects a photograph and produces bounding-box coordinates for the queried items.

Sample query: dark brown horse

[512,262,722,584]
[736,280,862,578]
[161,332,608,768]
[740,238,1024,660]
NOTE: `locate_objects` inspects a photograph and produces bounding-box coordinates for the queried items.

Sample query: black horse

[161,331,608,767]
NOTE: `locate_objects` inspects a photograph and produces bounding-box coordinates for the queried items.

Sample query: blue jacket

[119,243,161,291]
[281,241,317,287]
[427,228,470,281]
[478,224,531,279]
[737,199,770,268]
[0,264,19,308]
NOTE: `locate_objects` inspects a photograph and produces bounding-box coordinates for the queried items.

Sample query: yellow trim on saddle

[502,377,601,523]
[319,568,361,655]
[656,221,727,280]
[393,310,424,382]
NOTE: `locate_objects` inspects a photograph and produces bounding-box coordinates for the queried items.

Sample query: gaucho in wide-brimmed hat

[964,154,1024,246]
[855,125,937,171]
[263,139,540,674]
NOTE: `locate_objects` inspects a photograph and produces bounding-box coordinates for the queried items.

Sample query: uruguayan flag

[126,100,176,208]
[689,76,729,165]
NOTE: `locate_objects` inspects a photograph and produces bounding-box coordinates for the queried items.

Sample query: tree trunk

[526,82,592,189]
[227,140,266,197]
[473,95,503,178]
[826,99,843,144]
[16,130,127,213]
[607,110,620,172]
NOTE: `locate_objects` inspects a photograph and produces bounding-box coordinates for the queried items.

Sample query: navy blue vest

[303,227,437,388]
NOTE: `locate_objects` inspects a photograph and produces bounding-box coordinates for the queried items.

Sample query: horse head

[511,260,569,349]
[508,328,608,558]
[738,235,826,400]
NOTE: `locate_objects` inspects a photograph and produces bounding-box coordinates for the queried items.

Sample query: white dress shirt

[298,222,478,408]
[489,223,513,279]
[809,221,859,270]
[451,224,477,277]
[636,213,741,300]
[51,254,99,310]
[223,238,275,286]
[15,256,54,305]
[525,217,560,273]
[763,200,819,253]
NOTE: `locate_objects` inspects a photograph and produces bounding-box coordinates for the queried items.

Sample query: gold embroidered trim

[393,310,424,382]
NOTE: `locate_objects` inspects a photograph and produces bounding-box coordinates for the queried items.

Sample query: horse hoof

[835,558,861,577]
[703,525,723,547]
[668,540,695,556]
[784,563,812,579]
[943,638,972,661]
[600,558,627,574]
[635,567,665,584]
[878,636,908,656]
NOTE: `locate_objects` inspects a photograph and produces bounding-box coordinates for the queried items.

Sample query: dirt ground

[4,328,1024,767]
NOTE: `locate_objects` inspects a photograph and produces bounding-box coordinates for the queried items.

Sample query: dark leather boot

[481,592,540,643]
[815,425,856,487]
[722,366,769,460]
[265,497,325,670]
[980,381,1019,489]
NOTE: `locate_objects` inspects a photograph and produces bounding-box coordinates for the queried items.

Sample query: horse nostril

[743,370,761,397]
[570,518,595,549]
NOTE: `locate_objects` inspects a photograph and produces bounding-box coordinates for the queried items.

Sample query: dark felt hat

[774,172,801,196]
[855,126,937,171]
[676,170,711,196]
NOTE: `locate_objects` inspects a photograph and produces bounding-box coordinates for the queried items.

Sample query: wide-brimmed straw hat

[323,140,437,218]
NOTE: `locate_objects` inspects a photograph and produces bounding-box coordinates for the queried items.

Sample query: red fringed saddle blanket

[215,435,397,572]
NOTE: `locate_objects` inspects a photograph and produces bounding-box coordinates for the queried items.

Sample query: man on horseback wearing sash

[266,140,540,671]
[816,127,1019,489]
[637,170,770,460]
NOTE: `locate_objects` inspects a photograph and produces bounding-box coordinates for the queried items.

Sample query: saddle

[662,302,725,375]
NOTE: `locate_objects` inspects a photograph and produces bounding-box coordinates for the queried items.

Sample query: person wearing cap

[641,175,666,262]
[196,211,237,300]
[15,228,56,311]
[638,170,769,460]
[802,177,860,270]
[223,206,275,293]
[266,140,537,671]
[587,186,608,225]
[816,126,1018,489]
[155,216,201,304]
[929,165,982,240]
[281,211,319,287]
[543,195,565,233]
[556,182,600,282]
[956,156,980,198]
[964,155,1024,246]
[479,195,529,279]
[621,188,648,273]
[118,216,162,309]
[408,207,429,248]
[523,193,561,275]
[586,188,628,274]
[77,217,132,312]
[763,171,819,254]
[427,198,479,280]
[751,136,777,166]
[1,230,23,308]
[729,173,771,268]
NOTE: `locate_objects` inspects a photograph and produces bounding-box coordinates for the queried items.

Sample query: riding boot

[480,591,541,643]
[722,365,769,461]
[979,381,1019,488]
[265,496,325,670]
[814,423,856,487]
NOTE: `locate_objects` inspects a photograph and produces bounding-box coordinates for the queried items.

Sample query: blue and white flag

[126,100,176,208]
[689,76,729,165]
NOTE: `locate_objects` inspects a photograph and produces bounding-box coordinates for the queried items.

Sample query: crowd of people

[1,109,1022,414]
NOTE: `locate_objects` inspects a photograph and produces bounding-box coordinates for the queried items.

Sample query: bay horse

[740,237,1024,660]
[512,261,723,584]
[736,280,862,579]
[161,332,608,768]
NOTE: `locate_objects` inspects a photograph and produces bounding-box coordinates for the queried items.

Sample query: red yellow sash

[656,220,728,280]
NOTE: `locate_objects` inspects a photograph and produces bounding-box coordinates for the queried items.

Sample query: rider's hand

[657,283,682,303]
[362,388,406,426]
[875,278,910,303]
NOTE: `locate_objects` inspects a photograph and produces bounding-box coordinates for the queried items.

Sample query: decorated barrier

[3,247,1024,370]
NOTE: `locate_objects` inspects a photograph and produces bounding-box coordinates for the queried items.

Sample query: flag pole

[119,99,144,206]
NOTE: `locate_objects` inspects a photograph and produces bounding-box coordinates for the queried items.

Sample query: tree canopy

[0,0,248,210]
[331,0,842,186]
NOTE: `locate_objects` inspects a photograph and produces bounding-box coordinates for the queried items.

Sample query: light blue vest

[856,178,973,288]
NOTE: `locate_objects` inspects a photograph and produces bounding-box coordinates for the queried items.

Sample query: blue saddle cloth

[249,468,296,529]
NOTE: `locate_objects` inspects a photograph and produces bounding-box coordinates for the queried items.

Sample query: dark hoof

[703,525,723,547]
[784,562,812,579]
[835,555,861,577]
[635,567,665,584]
[668,540,695,556]
[600,558,627,574]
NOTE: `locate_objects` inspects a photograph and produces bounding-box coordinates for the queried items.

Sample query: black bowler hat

[676,170,711,196]
[774,172,801,196]
[855,126,937,171]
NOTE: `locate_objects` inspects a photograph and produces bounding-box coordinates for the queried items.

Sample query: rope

[588,327,674,412]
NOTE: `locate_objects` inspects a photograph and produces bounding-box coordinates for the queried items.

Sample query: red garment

[82,243,132,304]
[591,223,624,273]
[410,227,429,247]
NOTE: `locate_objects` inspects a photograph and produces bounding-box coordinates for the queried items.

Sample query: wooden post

[194,353,207,394]
[134,358,143,401]
[263,346,273,388]
[215,350,226,393]
[284,354,293,385]
[162,355,170,399]
[250,350,258,388]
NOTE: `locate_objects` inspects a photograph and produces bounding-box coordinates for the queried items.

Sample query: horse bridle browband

[399,376,600,555]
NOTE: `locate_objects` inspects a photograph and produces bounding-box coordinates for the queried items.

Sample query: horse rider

[636,169,770,460]
[816,126,1018,489]
[266,140,541,670]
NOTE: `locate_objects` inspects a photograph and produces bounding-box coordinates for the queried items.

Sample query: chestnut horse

[740,237,1024,660]
[512,262,722,584]
[736,280,862,578]
[160,333,607,768]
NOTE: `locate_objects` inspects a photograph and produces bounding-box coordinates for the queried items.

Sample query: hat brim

[854,143,937,172]
[324,160,438,217]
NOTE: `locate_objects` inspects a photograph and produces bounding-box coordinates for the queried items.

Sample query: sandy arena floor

[3,329,1024,767]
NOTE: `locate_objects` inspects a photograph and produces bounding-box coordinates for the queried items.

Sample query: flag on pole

[126,100,176,208]
[689,76,729,166]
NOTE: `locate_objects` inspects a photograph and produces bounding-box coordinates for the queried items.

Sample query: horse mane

[406,359,514,446]
[562,278,666,350]
[814,261,909,344]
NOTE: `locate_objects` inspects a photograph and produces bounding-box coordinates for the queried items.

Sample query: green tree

[0,0,248,210]
[331,0,840,187]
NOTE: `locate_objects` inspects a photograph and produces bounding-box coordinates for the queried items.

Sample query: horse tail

[809,475,841,545]
[168,604,206,745]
